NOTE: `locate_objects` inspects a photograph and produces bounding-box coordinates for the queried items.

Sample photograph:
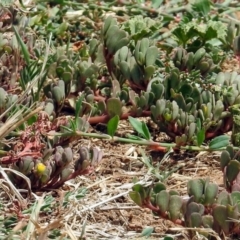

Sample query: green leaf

[209,135,230,150]
[141,227,154,238]
[123,16,160,41]
[128,116,151,140]
[153,182,166,193]
[204,183,218,205]
[151,0,164,9]
[179,84,193,97]
[1,0,15,6]
[212,205,230,234]
[129,191,143,207]
[168,195,182,221]
[187,179,204,202]
[205,21,227,41]
[172,28,188,46]
[156,190,169,213]
[126,134,144,140]
[69,118,77,132]
[107,115,119,137]
[145,46,158,66]
[163,237,174,240]
[75,95,85,119]
[196,118,201,130]
[27,115,37,126]
[132,183,145,195]
[197,129,205,146]
[13,26,30,65]
[220,151,231,171]
[226,160,240,183]
[231,192,240,205]
[106,98,122,117]
[191,0,211,17]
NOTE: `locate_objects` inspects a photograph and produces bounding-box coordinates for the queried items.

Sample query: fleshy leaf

[209,135,230,150]
[107,115,119,137]
[141,227,154,238]
[128,116,151,140]
[129,191,143,207]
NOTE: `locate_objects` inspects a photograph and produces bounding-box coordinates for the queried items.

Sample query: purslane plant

[2,0,240,194]
[130,170,240,238]
[12,13,239,148]
[129,142,240,239]
[1,106,103,190]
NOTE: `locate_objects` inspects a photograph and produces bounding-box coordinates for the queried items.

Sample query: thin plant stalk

[50,130,238,152]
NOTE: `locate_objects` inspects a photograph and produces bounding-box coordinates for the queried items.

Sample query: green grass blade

[13,26,30,65]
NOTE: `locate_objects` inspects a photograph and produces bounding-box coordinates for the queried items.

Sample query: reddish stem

[148,144,168,152]
[144,201,184,226]
[94,95,106,101]
[205,131,217,139]
[144,202,159,212]
[88,111,151,124]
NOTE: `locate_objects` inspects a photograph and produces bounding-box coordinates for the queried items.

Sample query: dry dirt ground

[32,118,223,240]
[72,122,223,240]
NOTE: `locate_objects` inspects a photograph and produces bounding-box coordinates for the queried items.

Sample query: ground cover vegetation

[1,0,240,239]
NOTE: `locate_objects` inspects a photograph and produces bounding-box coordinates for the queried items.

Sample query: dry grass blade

[0,166,28,207]
[169,227,221,240]
[0,105,43,140]
[36,219,63,239]
[0,179,15,200]
[80,190,130,213]
[24,196,44,240]
[64,224,78,240]
[2,167,31,194]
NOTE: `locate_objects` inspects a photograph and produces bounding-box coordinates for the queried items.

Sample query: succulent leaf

[129,191,143,207]
[168,195,182,221]
[226,160,240,183]
[190,212,202,228]
[220,150,231,171]
[212,205,230,234]
[204,183,218,205]
[106,98,122,117]
[156,190,170,213]
[187,179,204,202]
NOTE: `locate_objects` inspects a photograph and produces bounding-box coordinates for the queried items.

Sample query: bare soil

[63,119,224,240]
